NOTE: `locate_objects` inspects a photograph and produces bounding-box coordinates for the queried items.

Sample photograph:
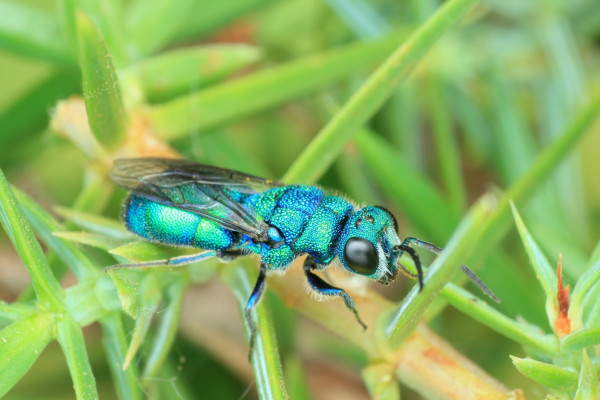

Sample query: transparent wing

[110,158,284,241]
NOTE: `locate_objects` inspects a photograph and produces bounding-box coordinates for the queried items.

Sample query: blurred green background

[0,0,599,398]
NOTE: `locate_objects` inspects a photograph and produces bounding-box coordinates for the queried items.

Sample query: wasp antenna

[460,265,500,303]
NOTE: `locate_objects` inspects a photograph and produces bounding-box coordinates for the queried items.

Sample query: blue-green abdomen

[123,194,236,249]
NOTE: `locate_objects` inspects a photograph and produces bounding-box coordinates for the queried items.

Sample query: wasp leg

[105,250,217,272]
[217,248,251,262]
[303,256,367,330]
[245,263,267,360]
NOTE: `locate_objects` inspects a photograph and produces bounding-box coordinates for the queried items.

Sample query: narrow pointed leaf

[100,314,144,400]
[442,284,557,355]
[148,30,411,140]
[124,44,262,103]
[511,356,577,392]
[284,0,479,183]
[571,256,600,330]
[123,275,162,369]
[560,327,600,353]
[0,1,73,65]
[0,313,55,397]
[221,261,288,400]
[125,0,196,58]
[15,188,97,280]
[55,206,132,240]
[574,351,599,400]
[143,276,187,379]
[57,317,99,400]
[0,301,35,325]
[76,10,127,149]
[54,231,124,251]
[510,202,558,329]
[0,169,64,309]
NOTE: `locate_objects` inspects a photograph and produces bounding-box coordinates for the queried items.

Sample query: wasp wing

[110,158,284,241]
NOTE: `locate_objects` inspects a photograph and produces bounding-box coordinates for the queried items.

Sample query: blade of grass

[55,206,132,240]
[123,274,162,369]
[427,74,466,213]
[386,193,496,347]
[172,0,275,42]
[15,188,98,281]
[221,261,288,400]
[0,0,74,66]
[284,0,480,183]
[148,29,412,140]
[0,312,56,397]
[76,10,127,149]
[125,0,196,58]
[0,168,64,310]
[56,317,99,400]
[100,314,144,400]
[143,275,188,379]
[570,256,600,330]
[123,44,262,103]
[324,0,391,39]
[0,71,80,151]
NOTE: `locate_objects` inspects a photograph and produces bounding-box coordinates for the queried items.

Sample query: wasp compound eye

[344,238,378,275]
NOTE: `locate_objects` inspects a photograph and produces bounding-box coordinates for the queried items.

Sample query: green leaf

[172,0,275,42]
[362,363,400,400]
[0,313,56,397]
[386,193,497,347]
[55,206,132,241]
[0,301,35,325]
[0,71,80,152]
[357,129,455,242]
[15,188,98,281]
[324,0,390,39]
[76,10,127,149]
[560,327,600,353]
[511,356,578,392]
[0,1,73,66]
[442,284,558,355]
[142,276,187,379]
[123,44,262,103]
[0,168,64,310]
[125,0,196,58]
[285,355,312,400]
[284,0,479,183]
[100,314,143,400]
[221,261,288,400]
[427,74,466,213]
[510,202,558,329]
[570,256,600,330]
[110,240,199,263]
[148,30,411,140]
[574,351,599,400]
[53,231,124,251]
[123,274,163,369]
[56,317,99,400]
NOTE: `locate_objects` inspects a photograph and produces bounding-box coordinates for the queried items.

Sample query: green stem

[284,0,480,183]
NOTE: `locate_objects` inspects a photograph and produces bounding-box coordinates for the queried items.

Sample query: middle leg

[303,256,367,330]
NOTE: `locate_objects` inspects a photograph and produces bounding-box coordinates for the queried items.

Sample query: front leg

[303,256,367,330]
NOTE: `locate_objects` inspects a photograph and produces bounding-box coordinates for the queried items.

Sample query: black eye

[343,238,379,275]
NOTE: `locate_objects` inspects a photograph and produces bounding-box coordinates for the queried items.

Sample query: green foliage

[0,0,600,399]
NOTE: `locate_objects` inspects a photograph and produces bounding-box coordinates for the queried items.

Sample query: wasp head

[337,206,402,284]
